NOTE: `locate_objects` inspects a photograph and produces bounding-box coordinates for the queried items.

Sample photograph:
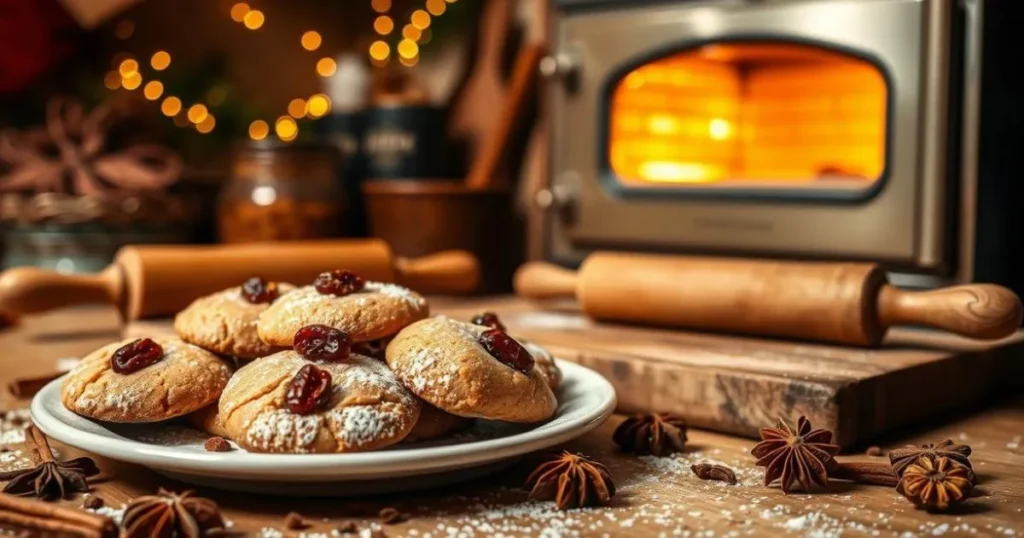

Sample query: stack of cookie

[60,270,561,453]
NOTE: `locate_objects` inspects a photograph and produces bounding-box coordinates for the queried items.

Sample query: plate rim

[31,360,616,480]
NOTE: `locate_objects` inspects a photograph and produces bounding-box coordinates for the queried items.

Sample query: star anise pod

[524,451,616,510]
[750,416,840,494]
[897,455,973,512]
[612,413,688,456]
[1,425,99,500]
[122,489,224,538]
[890,439,974,483]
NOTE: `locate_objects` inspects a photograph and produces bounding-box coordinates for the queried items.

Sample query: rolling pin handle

[514,261,579,300]
[393,250,481,294]
[878,283,1023,340]
[0,265,124,315]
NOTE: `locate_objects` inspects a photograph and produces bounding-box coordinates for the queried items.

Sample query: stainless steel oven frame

[539,0,983,288]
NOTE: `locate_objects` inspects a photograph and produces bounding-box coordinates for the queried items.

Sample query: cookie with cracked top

[386,316,557,423]
[174,282,296,359]
[256,282,429,346]
[218,350,421,453]
[62,337,233,423]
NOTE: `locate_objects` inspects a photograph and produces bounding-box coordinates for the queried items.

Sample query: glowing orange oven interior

[608,42,888,189]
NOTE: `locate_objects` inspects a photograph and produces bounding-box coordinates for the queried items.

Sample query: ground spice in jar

[218,141,343,243]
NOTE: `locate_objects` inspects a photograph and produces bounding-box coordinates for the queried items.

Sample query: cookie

[218,351,421,453]
[62,338,233,423]
[404,401,473,443]
[257,282,428,346]
[174,280,295,359]
[186,404,232,439]
[386,316,557,423]
[523,341,562,391]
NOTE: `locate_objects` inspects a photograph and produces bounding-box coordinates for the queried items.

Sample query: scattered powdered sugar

[0,449,33,475]
[364,281,426,308]
[330,405,400,447]
[0,409,32,445]
[404,347,455,393]
[1008,436,1021,450]
[246,410,322,453]
[87,503,126,524]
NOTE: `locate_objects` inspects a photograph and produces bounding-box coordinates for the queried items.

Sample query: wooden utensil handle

[878,283,1023,340]
[0,266,124,314]
[514,261,579,299]
[394,250,481,294]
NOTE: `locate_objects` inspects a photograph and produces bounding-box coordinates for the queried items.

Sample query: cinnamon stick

[0,493,117,538]
[25,425,55,463]
[7,372,62,399]
[834,461,899,487]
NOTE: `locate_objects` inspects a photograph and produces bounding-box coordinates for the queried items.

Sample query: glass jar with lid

[218,140,343,243]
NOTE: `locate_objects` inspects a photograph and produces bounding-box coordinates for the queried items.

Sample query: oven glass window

[608,42,887,191]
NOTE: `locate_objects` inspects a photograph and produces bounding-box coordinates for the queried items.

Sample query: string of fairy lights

[105,0,456,141]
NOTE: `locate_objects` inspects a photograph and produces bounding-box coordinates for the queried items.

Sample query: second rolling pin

[514,252,1023,346]
[0,239,479,320]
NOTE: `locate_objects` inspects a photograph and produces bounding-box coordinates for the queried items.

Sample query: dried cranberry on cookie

[174,277,296,359]
[62,337,233,423]
[470,312,561,391]
[218,325,421,453]
[256,270,428,347]
[386,316,557,423]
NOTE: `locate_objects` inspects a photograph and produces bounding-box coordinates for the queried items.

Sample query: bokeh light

[287,98,307,118]
[316,57,337,77]
[397,39,419,59]
[275,116,298,141]
[249,120,269,140]
[187,104,209,124]
[121,72,143,90]
[103,71,121,90]
[426,0,446,16]
[143,81,164,100]
[243,9,265,30]
[118,59,139,77]
[374,16,394,35]
[161,97,182,117]
[150,51,171,71]
[371,0,391,13]
[230,3,250,22]
[306,94,331,118]
[301,31,322,51]
[410,10,431,30]
[402,25,421,41]
[369,41,391,62]
[196,115,216,133]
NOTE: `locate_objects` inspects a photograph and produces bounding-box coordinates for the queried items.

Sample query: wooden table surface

[2,307,1023,537]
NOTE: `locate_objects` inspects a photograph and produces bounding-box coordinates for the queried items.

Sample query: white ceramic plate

[31,360,616,495]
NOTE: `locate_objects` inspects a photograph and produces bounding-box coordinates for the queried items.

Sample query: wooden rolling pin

[0,239,479,320]
[515,252,1023,346]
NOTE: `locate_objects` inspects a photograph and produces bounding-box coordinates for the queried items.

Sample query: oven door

[547,0,954,272]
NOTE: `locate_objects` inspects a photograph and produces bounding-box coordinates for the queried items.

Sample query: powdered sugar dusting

[364,281,426,308]
[246,410,323,453]
[329,404,401,448]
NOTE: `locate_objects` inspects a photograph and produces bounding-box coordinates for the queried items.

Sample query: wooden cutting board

[126,296,1024,449]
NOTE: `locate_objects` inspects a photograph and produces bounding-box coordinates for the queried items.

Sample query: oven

[535,0,1023,294]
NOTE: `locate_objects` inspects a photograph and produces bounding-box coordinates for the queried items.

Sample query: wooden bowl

[363,180,523,293]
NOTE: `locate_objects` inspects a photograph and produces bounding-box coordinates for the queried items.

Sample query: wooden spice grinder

[0,239,479,320]
[515,252,1023,346]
